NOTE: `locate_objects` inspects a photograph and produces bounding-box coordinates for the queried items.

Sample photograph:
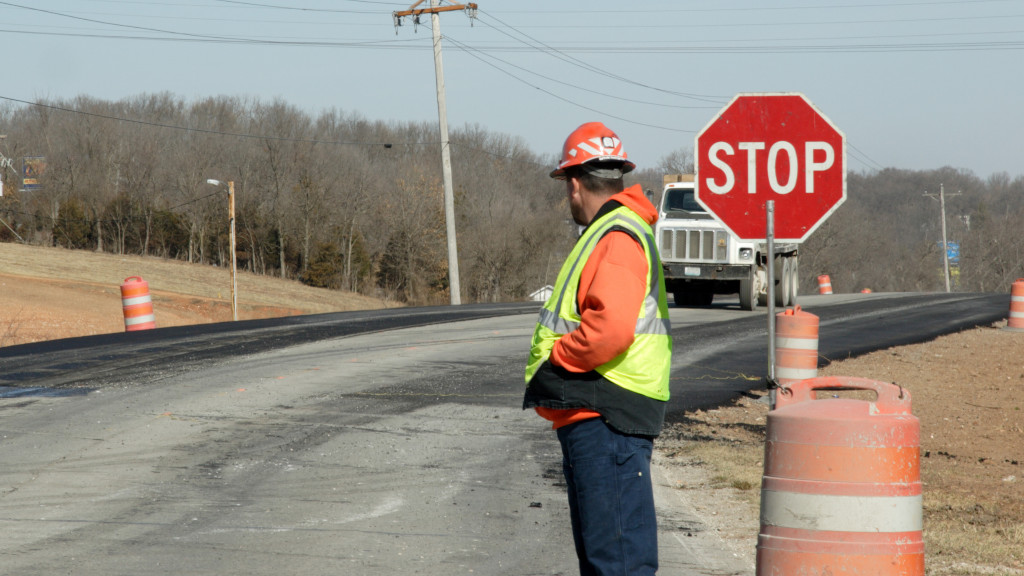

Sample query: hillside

[0,243,393,347]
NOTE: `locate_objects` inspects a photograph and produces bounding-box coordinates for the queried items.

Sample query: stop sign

[694,93,846,242]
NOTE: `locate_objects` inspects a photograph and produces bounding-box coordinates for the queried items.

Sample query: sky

[2,0,1023,180]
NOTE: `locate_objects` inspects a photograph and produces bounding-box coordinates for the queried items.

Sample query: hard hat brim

[549,158,636,180]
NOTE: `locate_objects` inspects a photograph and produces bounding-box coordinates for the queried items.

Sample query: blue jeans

[556,417,658,576]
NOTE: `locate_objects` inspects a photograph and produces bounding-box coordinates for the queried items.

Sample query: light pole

[207,179,238,321]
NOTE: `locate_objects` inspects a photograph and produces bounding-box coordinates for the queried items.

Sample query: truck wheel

[739,268,758,311]
[673,290,690,307]
[757,265,769,306]
[775,256,791,307]
[788,256,799,306]
[694,288,714,306]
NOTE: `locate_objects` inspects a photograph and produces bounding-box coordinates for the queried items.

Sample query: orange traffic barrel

[121,276,156,331]
[774,306,819,386]
[817,274,833,294]
[757,377,923,575]
[1007,278,1024,332]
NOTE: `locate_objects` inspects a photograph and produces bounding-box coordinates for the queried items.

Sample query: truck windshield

[663,189,705,216]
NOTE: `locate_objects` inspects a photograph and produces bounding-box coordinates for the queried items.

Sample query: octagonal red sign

[694,93,846,242]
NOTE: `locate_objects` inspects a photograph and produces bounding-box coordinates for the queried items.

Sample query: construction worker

[524,122,672,575]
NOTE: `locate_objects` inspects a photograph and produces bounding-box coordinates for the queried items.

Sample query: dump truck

[654,174,799,310]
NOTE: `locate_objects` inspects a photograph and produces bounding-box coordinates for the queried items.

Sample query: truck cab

[654,175,798,310]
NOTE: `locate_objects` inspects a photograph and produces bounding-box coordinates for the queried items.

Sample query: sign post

[694,93,847,400]
[766,201,776,404]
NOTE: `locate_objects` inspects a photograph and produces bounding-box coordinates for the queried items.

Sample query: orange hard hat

[550,122,636,179]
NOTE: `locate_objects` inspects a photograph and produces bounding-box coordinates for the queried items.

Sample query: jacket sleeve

[550,230,648,373]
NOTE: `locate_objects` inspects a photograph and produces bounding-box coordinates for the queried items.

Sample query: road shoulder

[653,453,756,576]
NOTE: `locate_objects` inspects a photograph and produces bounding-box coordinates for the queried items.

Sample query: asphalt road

[0,292,1009,575]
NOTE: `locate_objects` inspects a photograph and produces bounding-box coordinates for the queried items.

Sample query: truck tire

[694,287,714,306]
[673,290,690,307]
[739,267,758,311]
[787,256,799,306]
[775,256,791,307]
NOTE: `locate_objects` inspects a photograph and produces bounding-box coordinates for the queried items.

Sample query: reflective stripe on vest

[537,214,669,336]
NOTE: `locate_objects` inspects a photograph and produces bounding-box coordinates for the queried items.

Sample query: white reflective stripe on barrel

[124,314,156,326]
[774,367,818,380]
[775,337,817,350]
[761,490,922,532]
[122,295,153,307]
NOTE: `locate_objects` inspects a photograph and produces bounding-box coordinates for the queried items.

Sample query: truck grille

[660,228,729,262]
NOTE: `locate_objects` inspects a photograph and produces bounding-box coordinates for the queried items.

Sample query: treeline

[0,94,576,305]
[1,94,1021,304]
[800,167,1024,295]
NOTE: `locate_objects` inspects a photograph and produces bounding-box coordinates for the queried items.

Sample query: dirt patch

[658,322,1024,574]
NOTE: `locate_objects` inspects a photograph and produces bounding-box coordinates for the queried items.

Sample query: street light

[206,179,238,321]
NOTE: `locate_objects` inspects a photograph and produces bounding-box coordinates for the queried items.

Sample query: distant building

[530,285,553,302]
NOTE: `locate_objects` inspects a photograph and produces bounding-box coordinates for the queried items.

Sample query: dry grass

[1,307,24,347]
[0,242,389,313]
[924,469,1024,572]
[0,243,396,346]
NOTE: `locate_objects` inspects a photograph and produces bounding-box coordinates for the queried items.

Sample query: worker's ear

[566,174,581,199]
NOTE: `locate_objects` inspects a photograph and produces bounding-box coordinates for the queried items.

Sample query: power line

[443,36,697,134]
[6,25,1023,53]
[847,147,884,174]
[483,0,1019,14]
[461,12,1024,31]
[0,27,426,48]
[4,1,1023,53]
[211,0,396,11]
[443,36,719,111]
[474,10,724,104]
[0,1,254,42]
[3,2,1006,176]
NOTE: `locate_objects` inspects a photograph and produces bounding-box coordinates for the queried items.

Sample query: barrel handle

[776,376,911,412]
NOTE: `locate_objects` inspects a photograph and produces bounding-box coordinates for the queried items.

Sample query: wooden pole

[229,181,238,321]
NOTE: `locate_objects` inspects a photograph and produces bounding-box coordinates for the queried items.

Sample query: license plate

[684,267,701,277]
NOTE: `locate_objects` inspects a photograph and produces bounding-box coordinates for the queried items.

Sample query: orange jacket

[535,184,658,429]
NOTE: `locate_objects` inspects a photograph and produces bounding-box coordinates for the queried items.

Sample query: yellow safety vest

[525,204,671,401]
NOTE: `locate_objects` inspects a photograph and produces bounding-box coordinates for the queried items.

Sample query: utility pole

[228,180,237,321]
[207,179,238,320]
[393,1,478,306]
[924,184,961,293]
[0,135,26,242]
[0,134,11,198]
